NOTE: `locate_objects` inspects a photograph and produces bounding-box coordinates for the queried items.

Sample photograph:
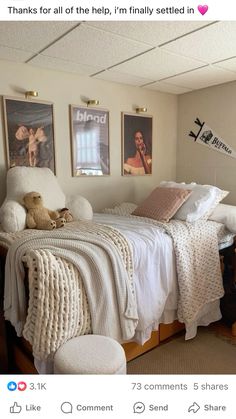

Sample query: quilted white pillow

[160,181,226,222]
[0,166,66,232]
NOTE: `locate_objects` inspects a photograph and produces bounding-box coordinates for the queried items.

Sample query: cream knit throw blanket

[4,221,138,360]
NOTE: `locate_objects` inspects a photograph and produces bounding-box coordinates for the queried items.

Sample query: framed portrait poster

[70,105,110,176]
[122,112,153,176]
[3,96,56,173]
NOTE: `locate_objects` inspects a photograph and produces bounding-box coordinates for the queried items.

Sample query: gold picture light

[25,91,39,99]
[87,99,99,106]
[136,107,147,113]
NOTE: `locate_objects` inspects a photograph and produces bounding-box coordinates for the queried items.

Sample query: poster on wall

[3,96,56,173]
[122,112,152,176]
[70,105,110,176]
[189,117,236,158]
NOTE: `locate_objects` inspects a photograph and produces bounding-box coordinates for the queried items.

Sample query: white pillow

[103,202,137,216]
[0,200,26,233]
[0,166,66,233]
[209,203,236,233]
[160,181,226,222]
[66,195,93,221]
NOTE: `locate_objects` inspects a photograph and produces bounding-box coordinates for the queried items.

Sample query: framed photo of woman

[3,96,56,173]
[122,112,153,176]
[70,105,110,176]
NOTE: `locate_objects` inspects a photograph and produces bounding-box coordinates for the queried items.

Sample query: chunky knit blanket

[3,221,138,360]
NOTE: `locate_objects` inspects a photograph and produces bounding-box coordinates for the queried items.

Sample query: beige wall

[0,60,178,211]
[177,81,236,204]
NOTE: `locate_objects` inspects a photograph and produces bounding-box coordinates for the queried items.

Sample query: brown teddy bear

[58,208,73,223]
[23,191,66,230]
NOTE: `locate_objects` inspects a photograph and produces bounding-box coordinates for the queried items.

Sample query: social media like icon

[10,402,22,414]
[133,401,145,414]
[18,382,27,391]
[61,402,73,414]
[7,382,17,391]
[188,402,200,413]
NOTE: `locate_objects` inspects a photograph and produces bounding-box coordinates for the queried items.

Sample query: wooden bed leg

[232,322,236,337]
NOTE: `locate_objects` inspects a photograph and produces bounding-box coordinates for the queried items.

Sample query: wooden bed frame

[0,242,235,374]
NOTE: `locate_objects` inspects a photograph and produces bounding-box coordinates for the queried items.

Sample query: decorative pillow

[160,181,227,222]
[66,195,93,221]
[209,203,236,233]
[103,202,137,216]
[201,189,229,220]
[0,200,26,233]
[132,187,192,222]
[0,166,66,233]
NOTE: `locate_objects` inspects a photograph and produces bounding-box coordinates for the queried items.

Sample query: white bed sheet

[94,213,178,344]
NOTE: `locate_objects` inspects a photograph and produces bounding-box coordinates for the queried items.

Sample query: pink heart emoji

[198,5,208,15]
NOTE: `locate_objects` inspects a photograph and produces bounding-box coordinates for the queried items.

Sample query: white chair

[53,335,127,374]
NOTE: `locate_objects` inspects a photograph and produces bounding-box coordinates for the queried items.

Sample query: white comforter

[94,214,178,343]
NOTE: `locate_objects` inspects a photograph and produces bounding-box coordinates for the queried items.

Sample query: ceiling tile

[0,46,33,62]
[41,24,152,69]
[93,70,154,86]
[0,21,236,94]
[112,48,205,80]
[30,54,102,76]
[0,22,79,53]
[214,57,236,73]
[164,66,236,90]
[86,21,214,47]
[144,82,192,94]
[163,21,236,63]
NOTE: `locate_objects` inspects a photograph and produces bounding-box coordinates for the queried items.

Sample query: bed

[0,167,236,373]
[0,210,235,373]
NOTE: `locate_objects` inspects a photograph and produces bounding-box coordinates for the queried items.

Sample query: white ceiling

[1,20,236,94]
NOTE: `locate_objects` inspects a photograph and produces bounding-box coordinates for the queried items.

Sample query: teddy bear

[58,208,73,223]
[23,191,66,230]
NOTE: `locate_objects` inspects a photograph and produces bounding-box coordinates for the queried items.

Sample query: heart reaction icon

[18,381,27,391]
[198,5,209,15]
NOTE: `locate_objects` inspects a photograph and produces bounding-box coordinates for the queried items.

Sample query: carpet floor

[127,327,236,374]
